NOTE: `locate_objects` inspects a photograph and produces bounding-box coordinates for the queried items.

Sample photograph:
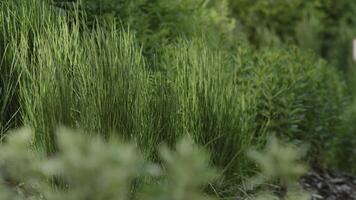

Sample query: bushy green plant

[248,136,310,200]
[0,127,217,200]
[229,0,356,72]
[326,100,356,174]
[229,0,308,46]
[315,0,356,73]
[253,48,346,153]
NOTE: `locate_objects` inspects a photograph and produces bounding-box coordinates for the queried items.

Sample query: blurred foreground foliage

[0,128,216,200]
[248,136,311,200]
[0,128,310,200]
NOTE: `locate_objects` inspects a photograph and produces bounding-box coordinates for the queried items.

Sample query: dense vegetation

[53,0,356,73]
[230,0,356,74]
[0,0,356,199]
[0,128,309,199]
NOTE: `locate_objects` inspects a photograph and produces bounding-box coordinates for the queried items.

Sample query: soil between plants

[301,169,356,200]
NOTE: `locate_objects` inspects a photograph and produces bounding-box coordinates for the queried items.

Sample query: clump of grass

[0,45,19,137]
[0,2,21,138]
[157,40,346,179]
[2,0,152,154]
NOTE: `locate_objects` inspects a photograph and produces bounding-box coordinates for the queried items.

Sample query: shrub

[229,0,356,72]
[0,128,217,200]
[247,136,310,200]
[229,0,309,46]
[326,99,356,173]
[316,0,356,73]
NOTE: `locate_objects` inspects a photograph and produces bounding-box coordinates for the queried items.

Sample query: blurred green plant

[0,128,313,200]
[229,0,356,73]
[248,136,307,187]
[0,128,217,200]
[247,136,310,200]
[326,100,356,174]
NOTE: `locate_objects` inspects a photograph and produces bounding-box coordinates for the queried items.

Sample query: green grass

[0,0,348,187]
